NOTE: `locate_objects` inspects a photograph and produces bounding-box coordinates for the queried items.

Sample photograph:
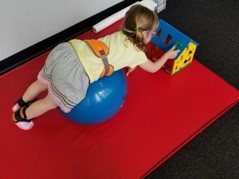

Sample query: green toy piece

[174,41,183,48]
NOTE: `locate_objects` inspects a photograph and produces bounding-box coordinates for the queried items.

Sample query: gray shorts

[38,42,89,113]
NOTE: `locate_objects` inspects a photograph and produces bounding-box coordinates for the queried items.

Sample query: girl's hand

[165,45,180,59]
[126,67,136,76]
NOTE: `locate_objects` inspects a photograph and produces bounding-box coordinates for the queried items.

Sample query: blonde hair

[122,4,158,51]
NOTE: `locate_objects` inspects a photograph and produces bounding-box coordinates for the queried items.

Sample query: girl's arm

[126,66,136,76]
[139,46,180,73]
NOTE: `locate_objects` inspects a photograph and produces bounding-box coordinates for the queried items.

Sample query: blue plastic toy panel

[151,19,198,59]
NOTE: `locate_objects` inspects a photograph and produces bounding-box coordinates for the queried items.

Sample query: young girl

[12,4,180,130]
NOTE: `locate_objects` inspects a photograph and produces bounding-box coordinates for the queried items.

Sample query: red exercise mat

[0,20,238,179]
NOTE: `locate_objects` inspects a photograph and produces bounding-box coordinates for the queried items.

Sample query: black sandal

[12,97,37,112]
[12,106,31,123]
[12,106,34,130]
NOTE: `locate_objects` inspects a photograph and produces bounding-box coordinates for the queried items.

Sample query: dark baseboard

[0,0,138,75]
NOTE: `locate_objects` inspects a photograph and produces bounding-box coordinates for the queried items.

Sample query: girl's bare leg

[12,80,57,130]
[25,94,57,119]
[22,80,48,103]
[13,94,57,130]
[12,80,48,112]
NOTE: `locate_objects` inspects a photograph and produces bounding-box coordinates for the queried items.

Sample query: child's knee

[45,95,57,109]
[36,80,48,90]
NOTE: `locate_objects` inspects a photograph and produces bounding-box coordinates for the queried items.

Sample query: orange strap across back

[84,40,114,77]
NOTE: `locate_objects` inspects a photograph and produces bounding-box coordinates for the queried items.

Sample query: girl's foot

[12,106,34,130]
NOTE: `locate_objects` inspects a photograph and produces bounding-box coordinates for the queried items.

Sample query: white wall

[0,0,122,61]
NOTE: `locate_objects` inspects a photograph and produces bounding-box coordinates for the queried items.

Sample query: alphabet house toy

[147,19,199,75]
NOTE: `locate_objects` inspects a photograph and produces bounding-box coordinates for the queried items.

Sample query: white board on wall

[0,0,122,61]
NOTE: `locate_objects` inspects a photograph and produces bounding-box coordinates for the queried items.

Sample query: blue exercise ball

[61,70,127,125]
